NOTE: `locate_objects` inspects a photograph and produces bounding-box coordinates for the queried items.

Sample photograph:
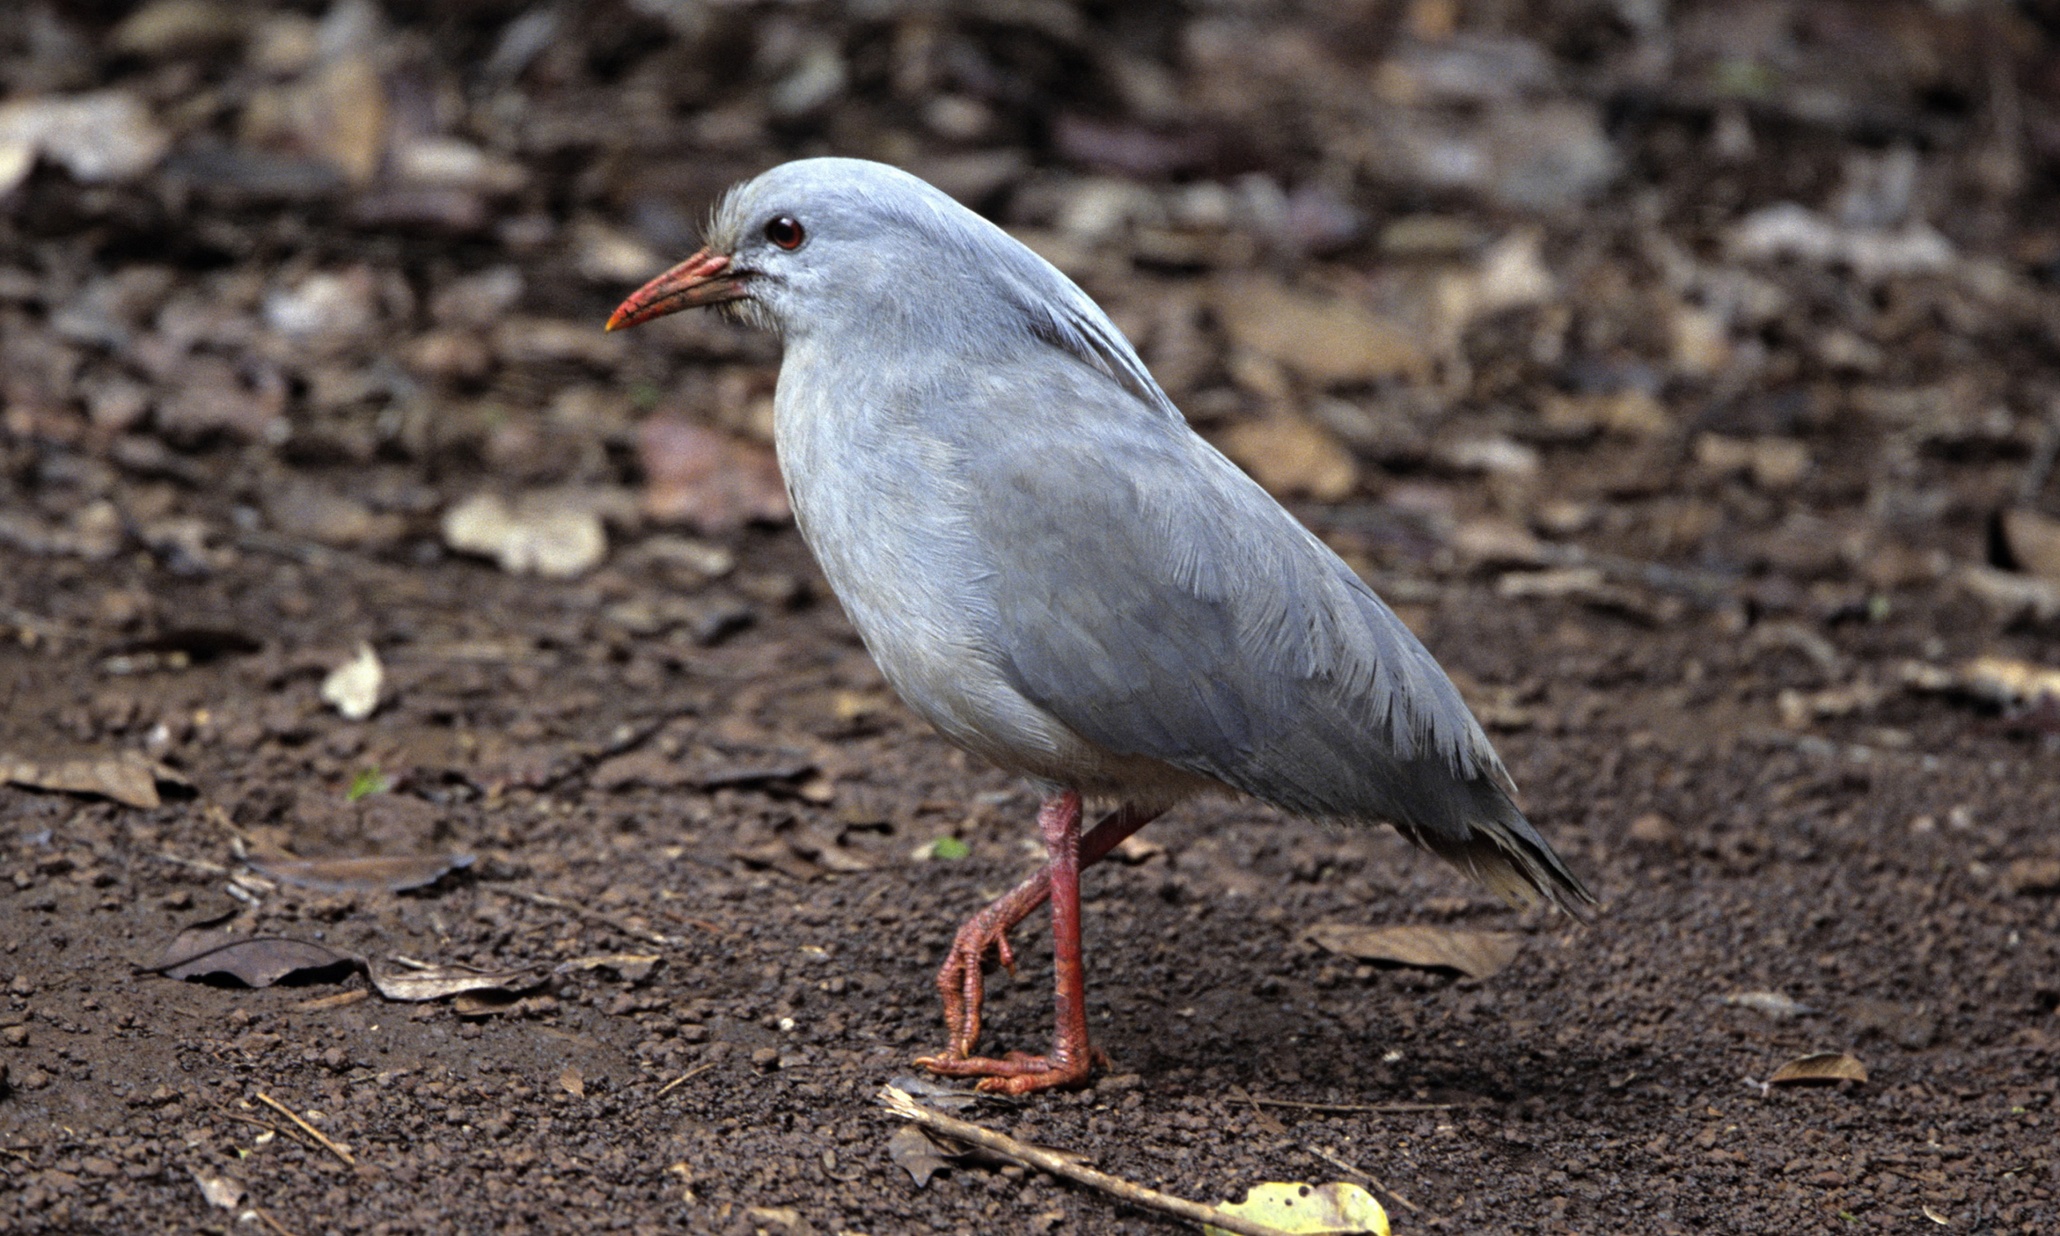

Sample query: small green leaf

[1205,1182,1389,1236]
[346,768,389,802]
[926,836,969,860]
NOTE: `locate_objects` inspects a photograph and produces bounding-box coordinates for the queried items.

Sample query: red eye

[764,216,805,250]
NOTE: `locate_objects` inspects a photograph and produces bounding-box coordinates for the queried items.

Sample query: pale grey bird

[608,157,1591,1094]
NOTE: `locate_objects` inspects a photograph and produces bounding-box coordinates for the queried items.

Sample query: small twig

[1304,1143,1431,1220]
[1248,1097,1458,1114]
[656,1061,720,1098]
[252,1093,356,1168]
[485,886,675,948]
[251,1206,304,1236]
[878,1085,1291,1236]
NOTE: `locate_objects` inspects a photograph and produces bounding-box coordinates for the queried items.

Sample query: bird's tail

[1395,777,1595,917]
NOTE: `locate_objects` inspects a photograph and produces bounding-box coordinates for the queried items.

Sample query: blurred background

[2,0,2057,597]
[5,3,2060,1233]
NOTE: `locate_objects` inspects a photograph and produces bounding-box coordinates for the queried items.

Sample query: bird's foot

[914,1047,1106,1095]
[932,889,1041,1058]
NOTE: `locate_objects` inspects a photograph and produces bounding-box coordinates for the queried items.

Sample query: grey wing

[968,411,1591,912]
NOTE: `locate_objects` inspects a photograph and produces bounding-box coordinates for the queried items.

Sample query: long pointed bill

[605,248,748,331]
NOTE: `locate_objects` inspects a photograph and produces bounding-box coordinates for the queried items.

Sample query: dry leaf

[555,953,662,983]
[245,852,474,894]
[886,1123,958,1188]
[442,491,606,578]
[319,642,383,721]
[0,752,183,809]
[558,1064,585,1098]
[366,962,549,1003]
[1304,923,1522,979]
[1768,1051,1868,1085]
[191,1170,246,1211]
[155,936,361,988]
[1218,414,1360,502]
[1206,1182,1390,1236]
[1720,991,1814,1019]
[1958,656,2060,709]
[2001,507,2060,585]
[1213,279,1430,386]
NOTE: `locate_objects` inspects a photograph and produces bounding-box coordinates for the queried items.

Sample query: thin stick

[485,886,675,948]
[1304,1143,1431,1220]
[1249,1097,1457,1114]
[253,1093,356,1168]
[656,1061,719,1098]
[878,1085,1291,1236]
[251,1207,304,1236]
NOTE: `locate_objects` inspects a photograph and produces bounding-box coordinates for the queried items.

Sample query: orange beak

[605,248,749,331]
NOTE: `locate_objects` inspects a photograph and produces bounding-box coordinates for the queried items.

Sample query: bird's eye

[764,216,806,250]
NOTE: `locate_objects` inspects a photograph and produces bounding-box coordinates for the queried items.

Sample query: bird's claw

[915,1048,1101,1095]
[933,911,1021,1058]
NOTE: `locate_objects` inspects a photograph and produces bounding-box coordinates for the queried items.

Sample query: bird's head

[605,157,967,339]
[606,157,1179,416]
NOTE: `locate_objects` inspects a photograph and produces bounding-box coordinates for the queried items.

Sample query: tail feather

[1395,779,1594,917]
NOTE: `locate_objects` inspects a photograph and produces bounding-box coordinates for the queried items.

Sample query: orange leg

[916,793,1159,1094]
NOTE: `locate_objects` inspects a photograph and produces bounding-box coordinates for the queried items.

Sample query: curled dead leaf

[1768,1051,1868,1086]
[154,936,361,988]
[1304,923,1522,979]
[366,962,549,1003]
[1,752,186,809]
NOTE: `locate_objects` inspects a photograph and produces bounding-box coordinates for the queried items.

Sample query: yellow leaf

[1205,1182,1389,1236]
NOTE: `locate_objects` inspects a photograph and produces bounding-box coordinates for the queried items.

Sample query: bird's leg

[919,792,1158,1094]
[923,798,1161,1060]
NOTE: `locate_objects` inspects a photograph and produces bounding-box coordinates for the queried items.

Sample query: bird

[606,157,1592,1094]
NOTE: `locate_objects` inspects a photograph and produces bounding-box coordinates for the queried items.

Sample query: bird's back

[780,337,1589,913]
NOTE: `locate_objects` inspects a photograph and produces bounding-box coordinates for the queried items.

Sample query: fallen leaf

[1958,656,2060,709]
[366,962,549,1003]
[154,936,361,988]
[887,1123,959,1188]
[915,836,969,861]
[1719,991,1815,1019]
[1694,433,1811,490]
[244,852,474,894]
[1304,923,1522,979]
[1218,415,1360,501]
[190,1170,246,1211]
[1768,1051,1868,1085]
[1213,280,1430,386]
[442,491,606,578]
[0,91,170,184]
[558,1064,585,1098]
[451,989,526,1017]
[0,752,183,809]
[319,643,383,721]
[555,953,662,983]
[2001,858,2060,896]
[1206,1182,1390,1236]
[2000,507,2060,586]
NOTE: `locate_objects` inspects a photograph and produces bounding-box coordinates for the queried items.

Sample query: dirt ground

[4,2,2060,1233]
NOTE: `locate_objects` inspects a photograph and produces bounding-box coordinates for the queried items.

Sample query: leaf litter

[1303,922,1523,979]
